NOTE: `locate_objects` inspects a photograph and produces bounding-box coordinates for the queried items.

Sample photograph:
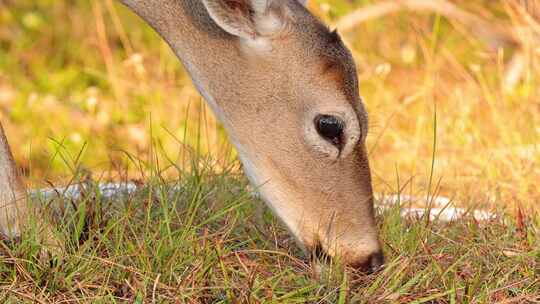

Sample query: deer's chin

[234,148,318,249]
[234,149,307,245]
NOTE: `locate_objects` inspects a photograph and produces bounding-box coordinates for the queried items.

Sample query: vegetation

[0,0,538,302]
[0,164,538,302]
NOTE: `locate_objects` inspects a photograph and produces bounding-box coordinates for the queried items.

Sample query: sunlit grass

[331,0,539,213]
[0,0,539,301]
[1,157,539,302]
[2,0,538,212]
[1,0,230,183]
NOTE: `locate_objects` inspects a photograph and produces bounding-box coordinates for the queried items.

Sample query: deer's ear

[202,0,285,39]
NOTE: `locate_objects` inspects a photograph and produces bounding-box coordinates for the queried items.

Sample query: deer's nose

[352,250,384,273]
[311,244,384,273]
[367,250,385,273]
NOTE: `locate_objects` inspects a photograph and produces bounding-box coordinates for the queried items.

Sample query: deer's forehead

[299,25,361,106]
[317,50,360,108]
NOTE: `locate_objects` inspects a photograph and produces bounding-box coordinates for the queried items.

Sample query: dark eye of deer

[315,114,344,148]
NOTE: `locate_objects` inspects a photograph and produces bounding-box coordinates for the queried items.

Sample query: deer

[0,0,383,271]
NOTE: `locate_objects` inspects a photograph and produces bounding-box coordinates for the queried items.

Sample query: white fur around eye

[303,107,361,160]
[304,119,340,159]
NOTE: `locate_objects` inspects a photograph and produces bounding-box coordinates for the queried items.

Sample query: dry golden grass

[0,1,538,210]
[338,1,540,213]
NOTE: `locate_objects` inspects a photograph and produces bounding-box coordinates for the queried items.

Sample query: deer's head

[121,0,383,271]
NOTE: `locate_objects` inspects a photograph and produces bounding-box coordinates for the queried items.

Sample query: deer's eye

[315,114,345,148]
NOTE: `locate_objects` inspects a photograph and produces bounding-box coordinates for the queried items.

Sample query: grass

[0,0,539,302]
[0,160,539,302]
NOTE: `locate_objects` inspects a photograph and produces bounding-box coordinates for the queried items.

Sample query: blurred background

[0,0,538,212]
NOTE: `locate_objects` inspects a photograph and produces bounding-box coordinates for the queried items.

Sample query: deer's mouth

[308,241,384,274]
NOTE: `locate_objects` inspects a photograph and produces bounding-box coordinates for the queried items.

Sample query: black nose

[310,245,384,273]
[353,250,384,273]
[367,250,385,273]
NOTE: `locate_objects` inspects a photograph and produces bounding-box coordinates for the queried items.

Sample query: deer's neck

[123,0,273,190]
[122,0,247,124]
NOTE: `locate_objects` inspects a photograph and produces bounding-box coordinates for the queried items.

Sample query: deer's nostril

[368,250,384,273]
[351,250,385,273]
[310,245,384,273]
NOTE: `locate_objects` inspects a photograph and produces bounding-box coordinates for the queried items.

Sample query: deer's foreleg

[0,123,29,238]
[0,123,60,252]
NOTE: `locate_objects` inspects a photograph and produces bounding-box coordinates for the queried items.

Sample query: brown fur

[0,0,382,268]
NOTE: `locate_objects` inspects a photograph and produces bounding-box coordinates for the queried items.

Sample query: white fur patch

[241,37,273,53]
[255,12,283,34]
[239,12,283,54]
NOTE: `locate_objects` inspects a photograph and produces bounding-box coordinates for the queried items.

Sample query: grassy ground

[0,0,539,302]
[0,162,538,302]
